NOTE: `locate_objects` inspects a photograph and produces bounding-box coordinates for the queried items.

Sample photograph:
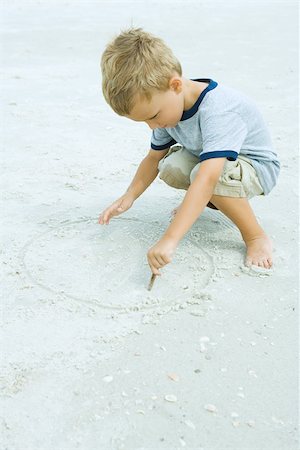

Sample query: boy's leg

[209,195,272,269]
[161,152,273,268]
[158,146,217,209]
[158,146,199,190]
[191,157,272,268]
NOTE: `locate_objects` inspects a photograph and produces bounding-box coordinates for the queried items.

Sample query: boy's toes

[245,256,272,270]
[259,258,272,269]
[245,235,273,271]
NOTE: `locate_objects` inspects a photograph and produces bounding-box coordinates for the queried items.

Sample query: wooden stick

[147,273,157,291]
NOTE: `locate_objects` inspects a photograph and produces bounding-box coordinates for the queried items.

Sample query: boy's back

[151,78,280,194]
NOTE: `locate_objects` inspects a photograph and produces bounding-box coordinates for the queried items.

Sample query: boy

[99,28,280,276]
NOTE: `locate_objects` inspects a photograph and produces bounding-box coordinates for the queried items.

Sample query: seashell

[204,404,217,413]
[102,375,113,383]
[184,419,196,429]
[246,420,255,427]
[232,420,240,427]
[167,373,180,382]
[200,343,207,353]
[164,394,177,402]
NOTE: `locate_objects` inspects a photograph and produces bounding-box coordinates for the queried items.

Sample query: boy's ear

[169,76,182,93]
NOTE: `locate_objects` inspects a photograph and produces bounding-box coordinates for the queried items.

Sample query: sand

[1,1,299,449]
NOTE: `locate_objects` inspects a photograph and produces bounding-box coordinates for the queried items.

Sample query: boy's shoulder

[200,81,256,115]
[195,81,263,133]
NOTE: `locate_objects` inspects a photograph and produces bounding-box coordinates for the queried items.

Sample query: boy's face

[127,77,185,129]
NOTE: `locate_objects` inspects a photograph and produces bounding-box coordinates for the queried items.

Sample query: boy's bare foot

[244,234,273,269]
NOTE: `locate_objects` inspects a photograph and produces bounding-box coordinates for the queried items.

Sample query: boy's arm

[126,148,169,200]
[147,157,226,274]
[99,148,168,224]
[164,157,226,240]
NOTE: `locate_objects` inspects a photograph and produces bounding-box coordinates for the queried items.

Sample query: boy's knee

[159,160,190,190]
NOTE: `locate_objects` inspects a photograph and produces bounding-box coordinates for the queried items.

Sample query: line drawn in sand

[19,216,216,312]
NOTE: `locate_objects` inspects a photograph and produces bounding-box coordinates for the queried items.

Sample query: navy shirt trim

[180,79,218,121]
[151,139,177,150]
[200,150,238,162]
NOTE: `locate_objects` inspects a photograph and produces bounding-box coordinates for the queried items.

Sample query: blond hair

[101,28,182,115]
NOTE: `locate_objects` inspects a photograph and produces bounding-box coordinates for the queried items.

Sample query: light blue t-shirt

[151,78,280,195]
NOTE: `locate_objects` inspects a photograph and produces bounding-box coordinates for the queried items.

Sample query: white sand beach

[1,1,298,449]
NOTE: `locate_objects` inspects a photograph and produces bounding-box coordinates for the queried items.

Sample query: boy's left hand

[147,237,177,275]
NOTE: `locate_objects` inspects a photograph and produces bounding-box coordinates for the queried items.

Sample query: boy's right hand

[98,192,135,225]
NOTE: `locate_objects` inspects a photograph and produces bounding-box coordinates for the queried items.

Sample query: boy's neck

[182,78,209,111]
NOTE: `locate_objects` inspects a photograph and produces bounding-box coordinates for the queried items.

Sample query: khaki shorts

[158,145,264,198]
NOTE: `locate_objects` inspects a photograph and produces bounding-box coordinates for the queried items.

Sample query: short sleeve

[151,128,176,150]
[200,112,248,162]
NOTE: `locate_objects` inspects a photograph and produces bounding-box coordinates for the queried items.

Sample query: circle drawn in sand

[20,217,214,311]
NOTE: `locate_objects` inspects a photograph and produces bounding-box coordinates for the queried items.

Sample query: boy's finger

[148,255,163,274]
[99,213,106,224]
[104,207,115,222]
[162,255,172,264]
[149,263,161,276]
[155,255,166,267]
